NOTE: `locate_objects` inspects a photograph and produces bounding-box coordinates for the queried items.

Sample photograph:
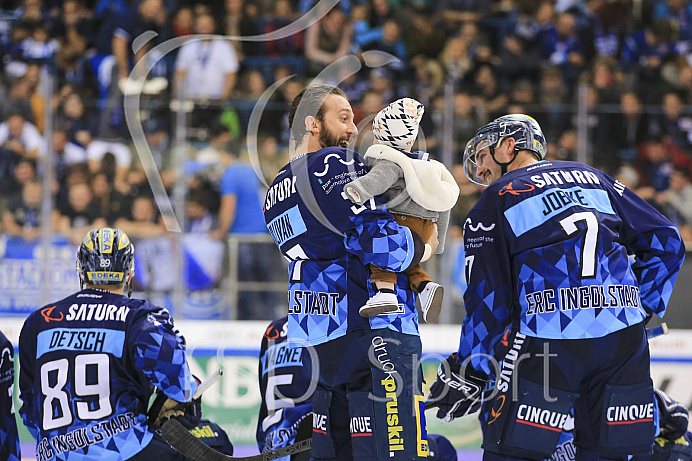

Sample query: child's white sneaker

[359,291,399,318]
[419,282,444,322]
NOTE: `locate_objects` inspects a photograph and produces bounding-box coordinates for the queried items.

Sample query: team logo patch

[499,182,536,196]
[41,305,64,322]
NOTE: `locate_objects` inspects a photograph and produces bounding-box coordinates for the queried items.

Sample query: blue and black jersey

[256,317,312,460]
[460,160,685,377]
[263,147,425,346]
[18,288,198,461]
[0,331,20,461]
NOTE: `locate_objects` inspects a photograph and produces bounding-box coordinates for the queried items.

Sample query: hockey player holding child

[343,98,459,322]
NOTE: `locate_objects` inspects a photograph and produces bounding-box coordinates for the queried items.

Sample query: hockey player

[19,227,200,461]
[427,114,685,460]
[257,316,313,461]
[264,84,436,461]
[0,330,20,461]
[342,97,459,322]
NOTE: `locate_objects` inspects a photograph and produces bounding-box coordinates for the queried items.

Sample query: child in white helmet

[343,98,459,322]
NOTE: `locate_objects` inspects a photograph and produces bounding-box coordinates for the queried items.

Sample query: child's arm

[343,160,402,205]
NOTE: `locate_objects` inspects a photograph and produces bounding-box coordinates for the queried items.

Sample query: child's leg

[360,265,399,318]
[390,216,444,322]
[403,264,432,292]
[369,264,397,291]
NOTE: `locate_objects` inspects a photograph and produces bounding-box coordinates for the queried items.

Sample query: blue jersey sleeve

[128,306,198,402]
[18,321,40,440]
[0,332,20,461]
[606,181,686,317]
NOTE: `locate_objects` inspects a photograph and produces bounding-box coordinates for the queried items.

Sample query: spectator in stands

[652,0,692,45]
[452,91,486,163]
[58,182,107,243]
[174,13,238,102]
[353,18,407,73]
[263,0,304,59]
[647,91,692,154]
[1,158,37,199]
[498,33,543,89]
[437,0,490,30]
[85,138,132,193]
[304,6,352,77]
[0,112,44,160]
[2,179,61,242]
[50,129,88,185]
[93,0,168,136]
[223,0,261,58]
[635,136,680,206]
[468,63,508,117]
[56,91,95,147]
[172,6,194,37]
[210,142,279,320]
[0,78,36,124]
[608,91,649,164]
[439,36,473,87]
[52,0,98,95]
[115,195,167,238]
[406,7,448,61]
[655,165,692,241]
[194,122,232,182]
[90,171,130,225]
[368,67,396,104]
[21,21,59,61]
[621,20,676,102]
[540,11,587,91]
[185,189,216,233]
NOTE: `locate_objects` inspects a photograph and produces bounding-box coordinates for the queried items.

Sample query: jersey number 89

[41,353,112,430]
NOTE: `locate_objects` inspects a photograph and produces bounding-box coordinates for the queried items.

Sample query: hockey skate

[418,282,444,322]
[359,291,399,318]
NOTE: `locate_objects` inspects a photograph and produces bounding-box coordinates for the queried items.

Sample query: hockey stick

[162,419,312,461]
[194,369,224,399]
[424,323,669,411]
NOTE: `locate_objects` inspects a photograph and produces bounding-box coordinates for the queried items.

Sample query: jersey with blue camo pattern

[0,331,20,461]
[460,160,685,377]
[263,147,420,346]
[18,289,198,461]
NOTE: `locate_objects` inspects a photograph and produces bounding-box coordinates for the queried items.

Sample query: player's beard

[319,124,350,149]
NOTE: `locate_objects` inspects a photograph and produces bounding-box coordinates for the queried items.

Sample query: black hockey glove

[148,376,203,429]
[655,388,689,441]
[427,353,488,422]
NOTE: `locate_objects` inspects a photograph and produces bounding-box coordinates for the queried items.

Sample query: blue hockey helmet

[77,228,135,287]
[463,114,546,185]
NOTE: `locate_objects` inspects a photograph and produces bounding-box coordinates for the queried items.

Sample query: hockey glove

[427,353,488,422]
[655,388,689,440]
[148,376,203,429]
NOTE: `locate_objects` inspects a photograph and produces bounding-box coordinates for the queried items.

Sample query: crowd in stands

[2,0,692,318]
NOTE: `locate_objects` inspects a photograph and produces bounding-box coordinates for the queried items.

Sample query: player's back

[19,289,165,461]
[466,160,683,340]
[256,316,313,458]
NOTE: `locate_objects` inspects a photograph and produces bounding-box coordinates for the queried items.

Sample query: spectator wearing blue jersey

[18,227,201,461]
[0,330,20,461]
[211,139,283,320]
[428,114,685,461]
[264,84,438,461]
